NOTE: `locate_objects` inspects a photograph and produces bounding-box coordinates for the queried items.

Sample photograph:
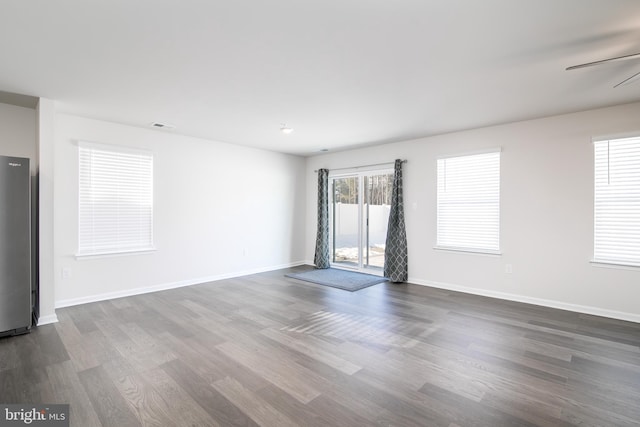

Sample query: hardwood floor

[1,265,640,426]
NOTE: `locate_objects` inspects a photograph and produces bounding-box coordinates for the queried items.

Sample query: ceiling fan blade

[566,52,640,71]
[614,70,640,88]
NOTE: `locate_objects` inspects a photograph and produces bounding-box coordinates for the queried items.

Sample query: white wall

[306,102,640,322]
[54,114,306,306]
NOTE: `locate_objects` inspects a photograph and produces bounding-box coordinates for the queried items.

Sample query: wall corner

[36,98,57,324]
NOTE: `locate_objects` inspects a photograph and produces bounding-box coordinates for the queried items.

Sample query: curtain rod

[314,159,407,173]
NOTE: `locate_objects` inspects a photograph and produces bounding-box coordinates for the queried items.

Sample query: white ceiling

[2,0,640,156]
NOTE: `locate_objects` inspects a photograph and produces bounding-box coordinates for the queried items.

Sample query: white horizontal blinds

[437,151,500,252]
[78,144,154,256]
[594,137,640,266]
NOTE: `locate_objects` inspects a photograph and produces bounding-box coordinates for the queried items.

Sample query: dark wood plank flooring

[1,266,640,426]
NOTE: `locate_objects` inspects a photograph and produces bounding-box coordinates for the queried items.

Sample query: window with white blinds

[593,137,640,267]
[436,150,501,254]
[78,142,154,257]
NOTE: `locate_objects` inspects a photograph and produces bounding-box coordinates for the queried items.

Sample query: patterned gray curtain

[384,159,408,282]
[314,169,330,269]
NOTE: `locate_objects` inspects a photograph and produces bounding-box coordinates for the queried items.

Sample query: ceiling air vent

[150,122,175,130]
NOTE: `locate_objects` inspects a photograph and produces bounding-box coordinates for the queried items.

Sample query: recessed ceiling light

[280,124,293,134]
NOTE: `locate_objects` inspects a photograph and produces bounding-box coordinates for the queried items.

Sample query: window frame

[76,141,155,258]
[434,148,502,256]
[592,136,640,268]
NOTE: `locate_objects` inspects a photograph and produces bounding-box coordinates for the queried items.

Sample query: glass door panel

[332,176,360,268]
[363,173,393,270]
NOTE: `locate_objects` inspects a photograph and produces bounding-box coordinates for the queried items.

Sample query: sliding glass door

[330,170,393,273]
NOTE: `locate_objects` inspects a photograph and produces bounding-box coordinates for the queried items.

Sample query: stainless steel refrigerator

[0,155,32,336]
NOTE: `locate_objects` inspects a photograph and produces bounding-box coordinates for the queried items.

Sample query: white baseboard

[37,313,59,326]
[408,277,640,324]
[52,261,639,324]
[55,261,306,309]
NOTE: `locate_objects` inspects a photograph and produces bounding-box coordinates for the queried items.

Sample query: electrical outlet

[504,264,513,274]
[62,268,71,279]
